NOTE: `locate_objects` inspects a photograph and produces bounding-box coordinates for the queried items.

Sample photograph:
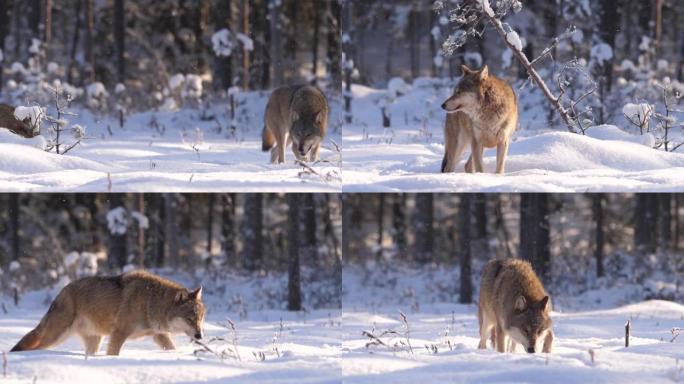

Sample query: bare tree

[242,194,263,271]
[114,0,125,83]
[593,194,604,278]
[221,194,236,266]
[0,0,9,95]
[287,194,302,311]
[459,195,473,304]
[414,194,434,264]
[269,0,283,86]
[165,193,179,269]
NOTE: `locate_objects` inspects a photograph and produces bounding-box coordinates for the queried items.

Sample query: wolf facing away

[11,270,205,356]
[441,65,518,174]
[478,259,553,353]
[262,85,329,164]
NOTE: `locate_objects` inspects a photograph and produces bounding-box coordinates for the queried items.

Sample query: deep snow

[342,81,684,192]
[0,91,342,192]
[0,272,341,384]
[341,264,684,384]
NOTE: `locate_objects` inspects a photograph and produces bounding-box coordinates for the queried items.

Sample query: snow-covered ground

[0,271,341,383]
[342,302,684,384]
[343,80,684,192]
[0,91,342,192]
[342,264,684,384]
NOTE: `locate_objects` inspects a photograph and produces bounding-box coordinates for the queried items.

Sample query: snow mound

[0,139,110,175]
[13,105,45,130]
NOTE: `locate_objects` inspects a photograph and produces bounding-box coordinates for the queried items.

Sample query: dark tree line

[0,193,342,311]
[344,193,684,303]
[0,1,342,106]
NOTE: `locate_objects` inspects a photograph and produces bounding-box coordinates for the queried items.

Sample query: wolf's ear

[189,286,203,301]
[291,111,300,122]
[514,295,527,311]
[460,64,473,75]
[478,65,489,81]
[174,291,188,304]
[315,110,325,125]
[540,296,550,312]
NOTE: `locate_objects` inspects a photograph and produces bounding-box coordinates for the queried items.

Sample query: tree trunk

[659,194,672,251]
[84,0,94,82]
[136,194,145,268]
[114,0,125,83]
[67,0,83,84]
[326,0,341,93]
[0,0,9,95]
[376,194,384,260]
[108,194,127,271]
[153,194,166,267]
[242,194,263,271]
[312,1,320,81]
[213,0,233,90]
[414,194,434,264]
[9,194,19,261]
[408,3,419,79]
[459,195,473,303]
[241,0,250,90]
[593,194,604,278]
[206,194,215,260]
[392,194,407,258]
[164,193,179,269]
[221,193,236,266]
[599,0,620,92]
[287,194,302,311]
[269,0,283,86]
[342,0,352,123]
[300,194,317,266]
[43,0,52,60]
[519,194,550,281]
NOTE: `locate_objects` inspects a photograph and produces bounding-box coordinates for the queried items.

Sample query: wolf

[262,84,328,164]
[440,65,518,174]
[0,104,38,138]
[477,259,553,353]
[11,270,205,356]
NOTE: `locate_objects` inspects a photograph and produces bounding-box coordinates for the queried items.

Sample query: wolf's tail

[262,126,275,152]
[11,289,76,352]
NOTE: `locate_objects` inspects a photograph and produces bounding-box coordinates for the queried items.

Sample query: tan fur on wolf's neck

[11,270,205,356]
[441,65,518,174]
[478,259,553,354]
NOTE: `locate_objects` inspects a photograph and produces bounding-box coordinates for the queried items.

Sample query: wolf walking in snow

[441,65,518,174]
[478,259,554,353]
[11,270,205,356]
[262,84,328,164]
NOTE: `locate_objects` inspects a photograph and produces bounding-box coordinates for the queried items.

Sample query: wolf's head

[291,109,325,159]
[507,295,552,353]
[169,287,206,340]
[441,65,489,117]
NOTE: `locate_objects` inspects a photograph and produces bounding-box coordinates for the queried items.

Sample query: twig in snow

[226,318,241,361]
[671,327,682,343]
[625,320,631,347]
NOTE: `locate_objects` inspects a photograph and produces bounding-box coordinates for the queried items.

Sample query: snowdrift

[343,83,684,192]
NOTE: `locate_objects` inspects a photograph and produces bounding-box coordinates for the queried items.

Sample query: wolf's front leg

[82,335,103,355]
[106,328,131,355]
[495,323,506,353]
[153,333,176,351]
[471,141,485,173]
[542,330,554,353]
[495,139,510,174]
[308,143,321,162]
